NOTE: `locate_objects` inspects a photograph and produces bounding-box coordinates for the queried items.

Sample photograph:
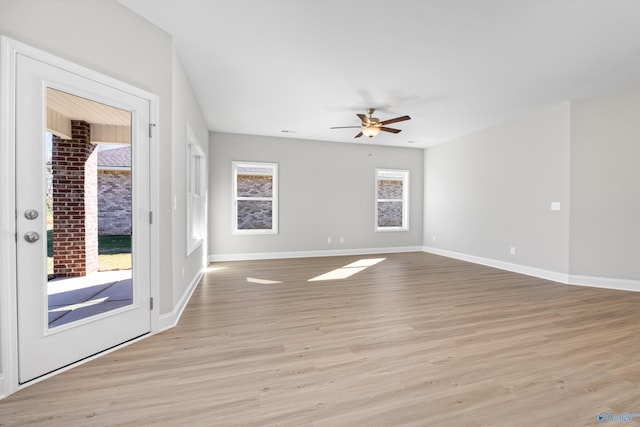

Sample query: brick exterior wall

[377,179,404,227]
[237,174,273,229]
[377,202,403,227]
[52,120,98,276]
[237,200,273,229]
[98,170,132,235]
[377,179,403,199]
[237,174,272,197]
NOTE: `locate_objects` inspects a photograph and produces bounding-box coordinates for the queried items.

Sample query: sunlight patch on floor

[308,258,386,282]
[246,277,283,284]
[343,258,386,268]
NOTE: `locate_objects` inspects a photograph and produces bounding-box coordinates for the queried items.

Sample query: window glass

[232,162,278,234]
[376,169,409,231]
[187,125,205,255]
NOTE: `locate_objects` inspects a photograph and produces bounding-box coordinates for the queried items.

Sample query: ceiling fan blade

[354,132,363,138]
[330,126,362,129]
[379,115,411,126]
[380,127,402,134]
[357,113,369,124]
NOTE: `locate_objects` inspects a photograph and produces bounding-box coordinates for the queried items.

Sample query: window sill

[232,229,279,236]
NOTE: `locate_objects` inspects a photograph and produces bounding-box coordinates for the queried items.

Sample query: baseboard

[569,275,640,292]
[422,246,640,293]
[158,313,175,332]
[208,246,424,263]
[422,246,570,284]
[158,269,203,331]
[0,373,5,399]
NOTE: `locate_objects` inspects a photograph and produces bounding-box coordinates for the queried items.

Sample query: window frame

[232,161,279,235]
[186,123,205,256]
[375,168,409,232]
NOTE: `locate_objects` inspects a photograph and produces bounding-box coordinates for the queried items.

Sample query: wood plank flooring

[1,252,640,426]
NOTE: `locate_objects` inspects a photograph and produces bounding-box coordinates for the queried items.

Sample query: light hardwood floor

[1,252,640,426]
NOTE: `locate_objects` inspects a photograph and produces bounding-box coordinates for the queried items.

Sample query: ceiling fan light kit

[362,126,380,138]
[331,108,411,139]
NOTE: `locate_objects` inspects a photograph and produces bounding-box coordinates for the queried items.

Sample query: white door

[16,54,151,383]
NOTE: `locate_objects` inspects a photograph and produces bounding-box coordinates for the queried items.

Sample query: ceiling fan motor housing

[330,108,410,138]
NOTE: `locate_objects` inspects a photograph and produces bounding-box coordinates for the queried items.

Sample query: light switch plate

[551,202,561,211]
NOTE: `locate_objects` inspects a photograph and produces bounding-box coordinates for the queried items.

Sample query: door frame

[0,36,161,398]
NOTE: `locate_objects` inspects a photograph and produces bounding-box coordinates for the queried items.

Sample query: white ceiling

[120,0,640,148]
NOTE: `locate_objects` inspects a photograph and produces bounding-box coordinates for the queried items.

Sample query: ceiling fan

[331,108,411,138]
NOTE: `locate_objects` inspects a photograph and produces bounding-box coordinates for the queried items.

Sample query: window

[375,169,409,231]
[186,124,205,255]
[232,161,278,235]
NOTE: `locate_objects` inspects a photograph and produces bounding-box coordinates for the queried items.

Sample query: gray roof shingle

[98,146,131,168]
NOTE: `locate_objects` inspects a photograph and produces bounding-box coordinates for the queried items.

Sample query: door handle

[24,209,39,220]
[24,231,40,243]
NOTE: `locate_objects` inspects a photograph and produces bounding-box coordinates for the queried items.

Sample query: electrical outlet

[327,237,332,244]
[339,236,344,244]
[432,235,437,242]
[551,202,561,211]
[510,247,516,255]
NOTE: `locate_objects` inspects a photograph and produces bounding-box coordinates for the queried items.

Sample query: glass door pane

[45,88,133,329]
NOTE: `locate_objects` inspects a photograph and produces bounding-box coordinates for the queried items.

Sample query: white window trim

[232,161,279,235]
[375,168,409,232]
[186,123,205,255]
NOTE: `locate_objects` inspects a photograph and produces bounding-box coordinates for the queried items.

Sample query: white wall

[424,103,572,277]
[171,46,209,311]
[425,91,640,287]
[570,90,640,282]
[209,133,424,258]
